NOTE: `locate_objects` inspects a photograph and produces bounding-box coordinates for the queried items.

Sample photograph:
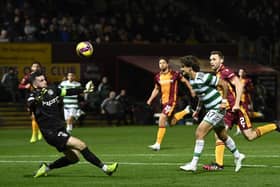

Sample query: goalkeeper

[27,71,118,178]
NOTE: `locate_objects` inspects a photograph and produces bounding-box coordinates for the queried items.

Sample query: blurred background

[0,0,279,126]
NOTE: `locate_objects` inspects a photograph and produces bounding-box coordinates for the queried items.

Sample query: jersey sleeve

[221,68,235,81]
[154,73,160,86]
[26,92,37,112]
[175,71,183,80]
[18,75,30,89]
[58,81,64,89]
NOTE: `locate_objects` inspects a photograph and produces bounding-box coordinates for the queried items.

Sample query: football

[76,41,94,57]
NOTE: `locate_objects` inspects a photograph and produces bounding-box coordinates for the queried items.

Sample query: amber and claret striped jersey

[18,73,31,90]
[240,77,253,104]
[216,64,236,108]
[154,70,182,105]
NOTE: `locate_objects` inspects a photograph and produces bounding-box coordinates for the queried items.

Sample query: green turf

[0,124,279,187]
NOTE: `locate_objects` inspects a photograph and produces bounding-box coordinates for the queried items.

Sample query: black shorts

[41,128,70,152]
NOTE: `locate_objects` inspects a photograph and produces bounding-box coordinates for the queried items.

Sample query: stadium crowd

[0,0,279,67]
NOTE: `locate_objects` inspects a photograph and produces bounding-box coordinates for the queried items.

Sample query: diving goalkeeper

[27,71,118,178]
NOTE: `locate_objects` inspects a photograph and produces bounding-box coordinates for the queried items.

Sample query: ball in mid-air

[76,41,93,57]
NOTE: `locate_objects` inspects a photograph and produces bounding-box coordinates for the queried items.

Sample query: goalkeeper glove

[84,81,94,93]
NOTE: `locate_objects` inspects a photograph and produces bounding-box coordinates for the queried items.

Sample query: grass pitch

[0,124,279,187]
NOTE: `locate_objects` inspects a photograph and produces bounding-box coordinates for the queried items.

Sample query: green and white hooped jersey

[59,80,81,108]
[190,72,222,110]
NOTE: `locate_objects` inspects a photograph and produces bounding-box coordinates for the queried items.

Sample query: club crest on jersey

[48,89,54,95]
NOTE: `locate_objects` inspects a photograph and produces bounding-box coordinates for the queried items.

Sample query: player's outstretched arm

[60,81,94,96]
[147,84,159,105]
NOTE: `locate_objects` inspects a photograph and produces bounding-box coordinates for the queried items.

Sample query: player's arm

[60,81,94,96]
[101,98,109,114]
[217,78,229,109]
[246,79,254,111]
[18,76,31,89]
[26,94,36,111]
[26,92,41,113]
[229,76,244,111]
[192,99,202,121]
[147,84,160,105]
[180,76,195,97]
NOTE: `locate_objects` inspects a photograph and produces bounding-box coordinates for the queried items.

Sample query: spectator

[23,19,37,41]
[86,90,102,113]
[101,91,121,125]
[97,76,111,101]
[1,67,19,102]
[0,29,9,42]
[116,89,132,125]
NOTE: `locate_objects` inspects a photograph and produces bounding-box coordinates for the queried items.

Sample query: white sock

[67,124,73,131]
[102,164,108,172]
[184,105,190,112]
[46,165,50,171]
[191,140,204,166]
[225,136,240,158]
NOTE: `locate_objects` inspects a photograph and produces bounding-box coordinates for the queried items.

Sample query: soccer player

[59,72,84,133]
[238,68,263,119]
[18,61,43,143]
[203,51,279,171]
[28,72,118,178]
[178,55,245,172]
[147,57,195,151]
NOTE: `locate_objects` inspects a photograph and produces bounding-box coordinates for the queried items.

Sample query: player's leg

[238,107,277,141]
[30,114,38,143]
[67,136,118,175]
[170,105,192,126]
[180,120,212,171]
[149,103,175,151]
[66,116,74,133]
[64,108,74,133]
[203,133,225,171]
[54,149,80,169]
[215,126,245,172]
[203,111,235,171]
[30,118,37,143]
[214,111,235,168]
[34,148,80,178]
[148,113,166,151]
[235,126,242,136]
[37,127,42,141]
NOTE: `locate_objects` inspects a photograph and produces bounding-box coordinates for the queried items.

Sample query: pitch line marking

[0,160,280,168]
[0,153,280,158]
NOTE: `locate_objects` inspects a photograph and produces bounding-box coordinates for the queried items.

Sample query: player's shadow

[23,174,117,178]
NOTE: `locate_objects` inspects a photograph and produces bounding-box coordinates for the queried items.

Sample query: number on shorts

[239,117,246,128]
[57,131,68,137]
[206,111,216,118]
[163,105,171,114]
[205,110,224,126]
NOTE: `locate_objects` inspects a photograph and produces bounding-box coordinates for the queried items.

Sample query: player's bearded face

[209,54,222,71]
[159,60,168,72]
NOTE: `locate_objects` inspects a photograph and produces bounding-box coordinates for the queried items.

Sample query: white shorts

[203,109,225,127]
[64,108,83,120]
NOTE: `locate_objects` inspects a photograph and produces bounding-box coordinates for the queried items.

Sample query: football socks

[156,127,166,144]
